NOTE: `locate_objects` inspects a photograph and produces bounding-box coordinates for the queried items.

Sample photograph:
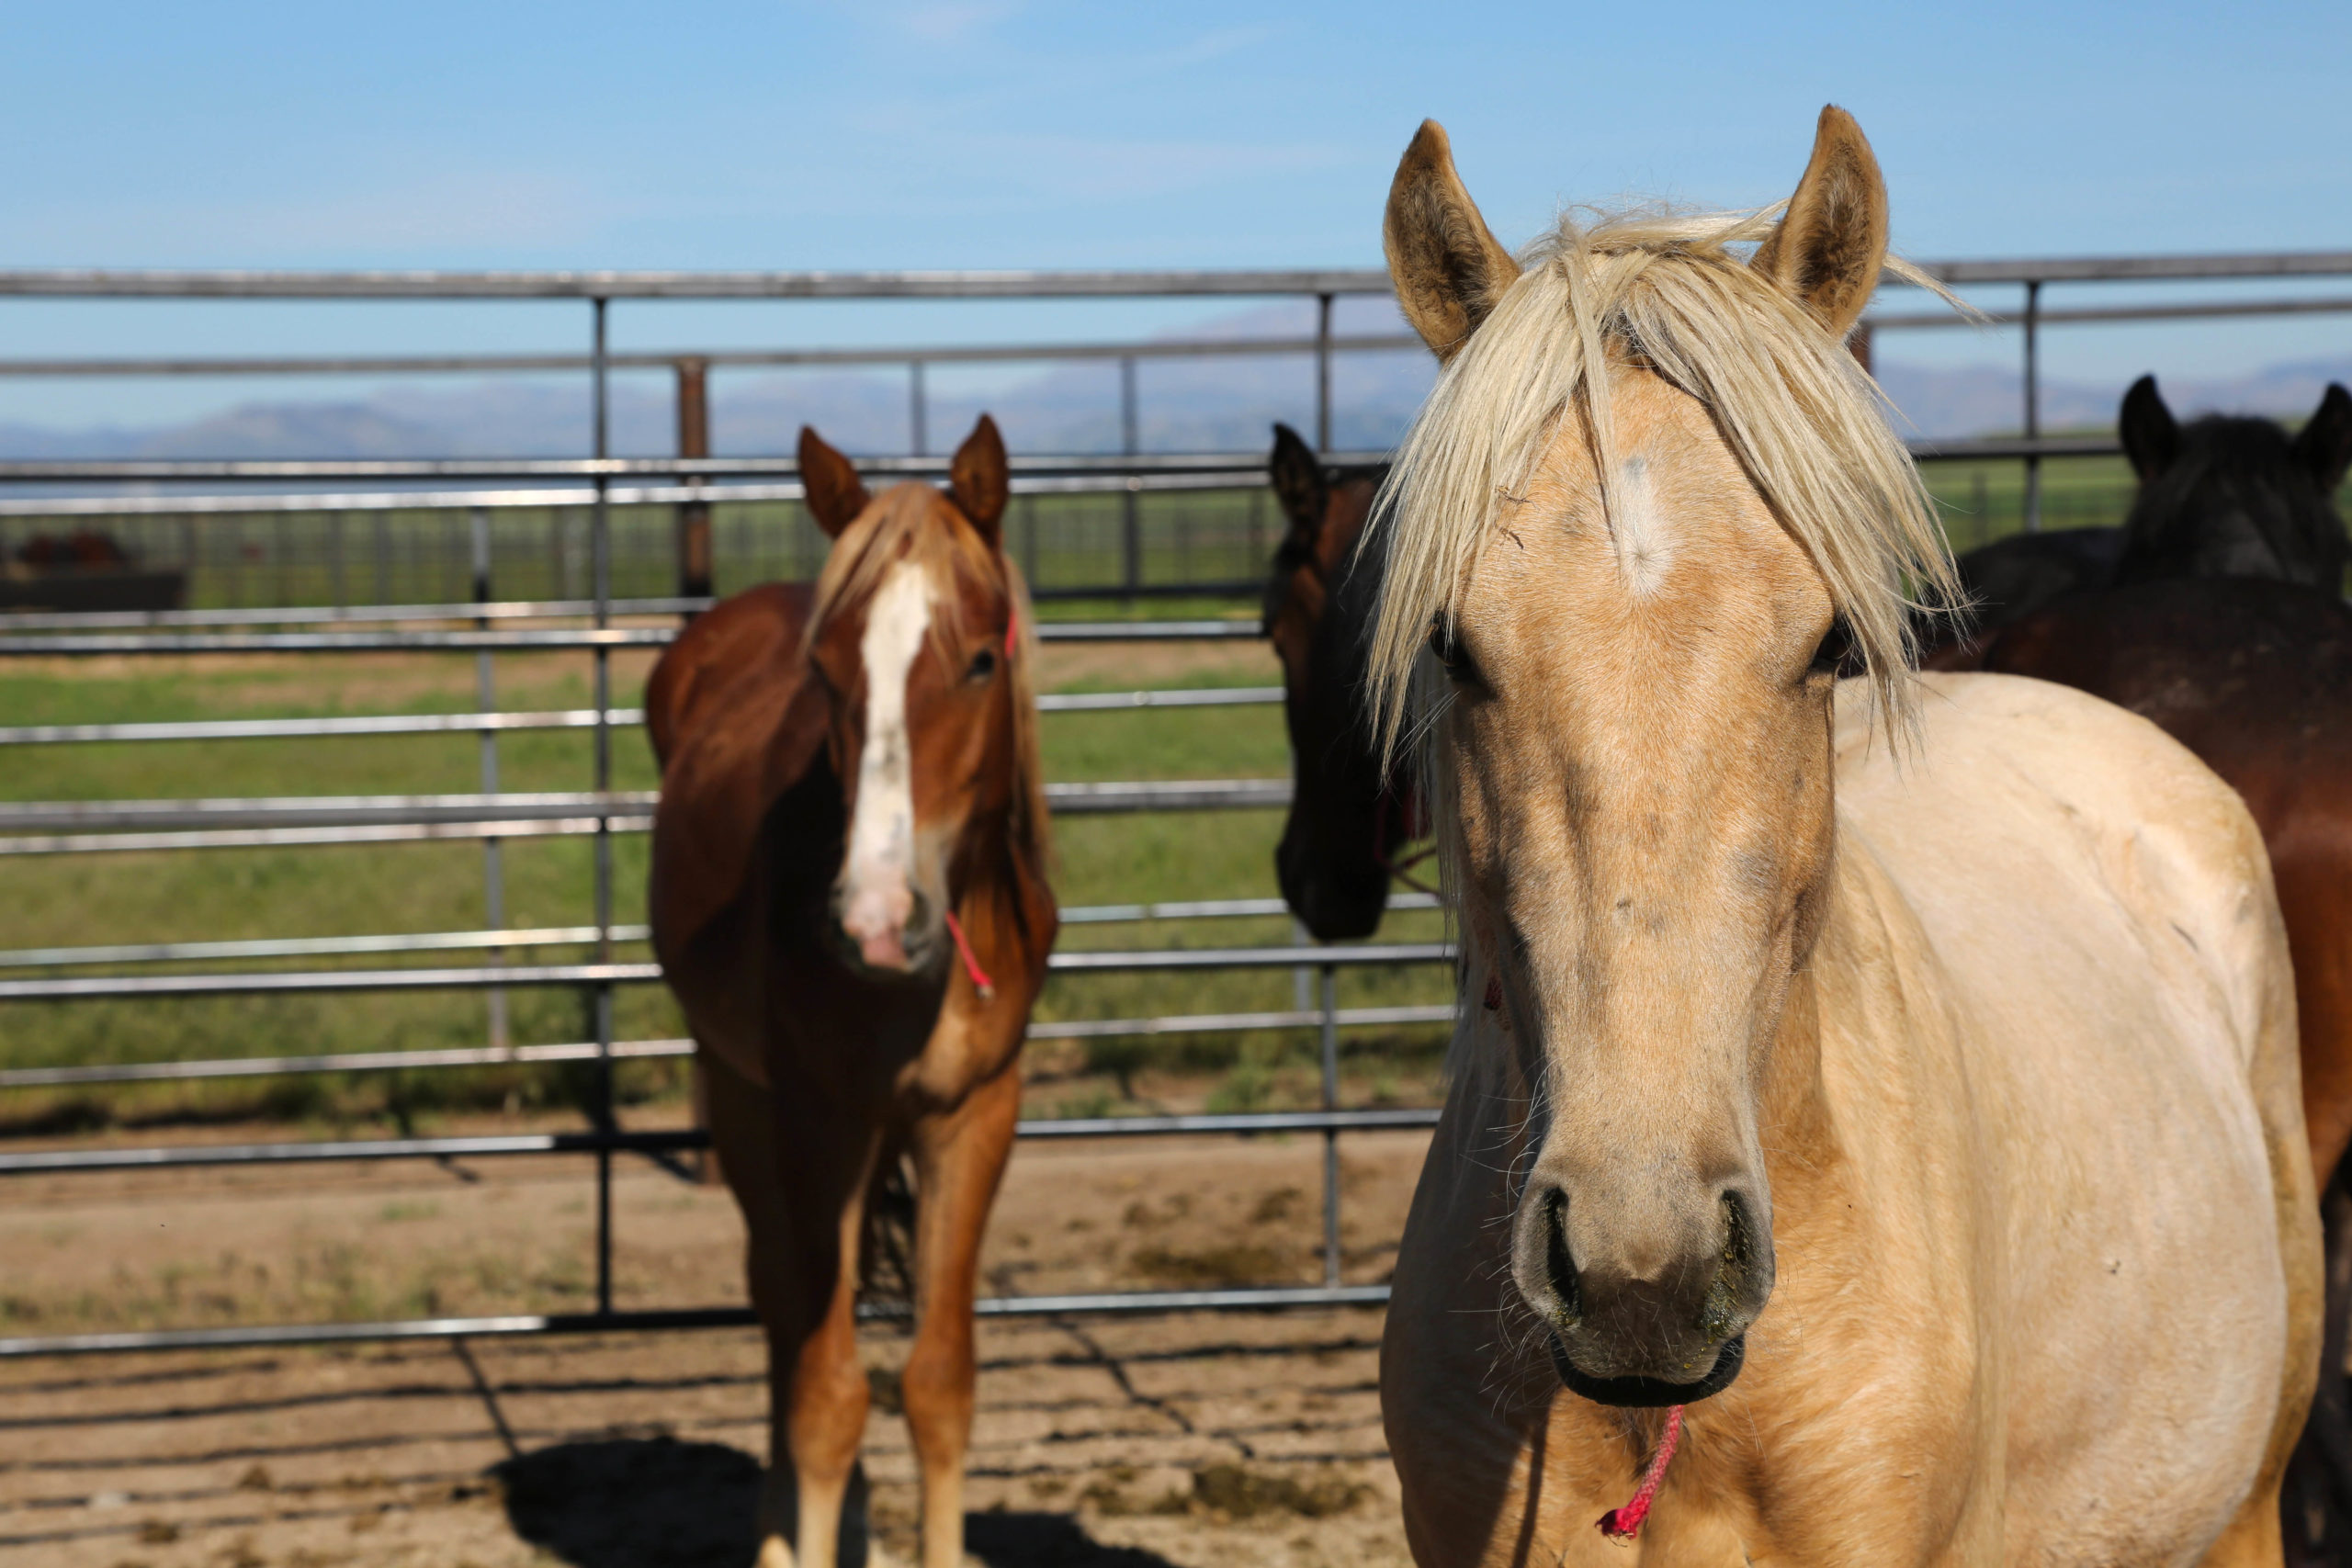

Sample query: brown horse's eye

[966,648,998,683]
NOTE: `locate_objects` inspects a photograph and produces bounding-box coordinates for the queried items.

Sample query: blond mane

[1365,205,1962,754]
[807,481,1052,870]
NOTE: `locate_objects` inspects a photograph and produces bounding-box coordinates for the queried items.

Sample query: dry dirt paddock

[0,1118,1438,1568]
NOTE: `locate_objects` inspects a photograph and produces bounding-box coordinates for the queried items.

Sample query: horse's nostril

[1701,1190,1760,1338]
[1544,1187,1581,1325]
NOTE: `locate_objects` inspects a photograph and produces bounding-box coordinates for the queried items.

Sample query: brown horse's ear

[1751,106,1888,339]
[1384,119,1521,364]
[2294,383,2352,493]
[2120,376,2181,481]
[1269,423,1328,540]
[948,414,1011,546]
[797,426,869,538]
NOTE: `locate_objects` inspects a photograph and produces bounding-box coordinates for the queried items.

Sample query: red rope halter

[1596,1404,1685,1542]
[938,605,1019,1006]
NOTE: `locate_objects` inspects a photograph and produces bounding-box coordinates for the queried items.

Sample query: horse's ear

[1269,423,1328,540]
[948,413,1010,547]
[1751,106,1888,339]
[1384,119,1521,364]
[798,426,869,538]
[2119,376,2181,481]
[2293,383,2352,494]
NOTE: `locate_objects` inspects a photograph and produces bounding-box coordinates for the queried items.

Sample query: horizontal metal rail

[0,251,2344,300]
[0,1126,705,1174]
[0,941,1447,1002]
[0,619,1261,656]
[0,266,1400,299]
[0,689,1281,746]
[0,333,1426,378]
[0,1285,1399,1359]
[0,923,646,971]
[0,467,1287,520]
[0,288,2333,386]
[0,436,2119,491]
[0,1001,1459,1089]
[0,895,1440,971]
[0,1107,1442,1175]
[0,450,1371,485]
[0,595,710,632]
[0,780,1292,855]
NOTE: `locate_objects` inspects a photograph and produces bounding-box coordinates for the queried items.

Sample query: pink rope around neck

[1596,1404,1684,1543]
[943,910,995,1001]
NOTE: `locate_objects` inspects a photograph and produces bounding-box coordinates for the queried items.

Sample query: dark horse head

[1923,377,2352,667]
[2114,374,2352,591]
[1262,423,1412,941]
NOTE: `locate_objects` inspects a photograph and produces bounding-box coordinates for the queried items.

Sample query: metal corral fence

[1,254,2349,1359]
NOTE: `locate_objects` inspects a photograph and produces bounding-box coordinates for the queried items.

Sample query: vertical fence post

[1315,292,1334,453]
[1319,965,1341,1288]
[471,507,510,1057]
[1848,322,1874,377]
[329,512,347,611]
[2022,279,2042,535]
[674,358,713,606]
[590,297,616,1321]
[910,360,927,457]
[1120,355,1140,597]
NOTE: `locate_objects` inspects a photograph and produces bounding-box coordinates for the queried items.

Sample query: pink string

[1596,1404,1684,1542]
[943,910,995,1001]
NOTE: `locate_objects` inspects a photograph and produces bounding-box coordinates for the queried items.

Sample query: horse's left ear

[1752,106,1888,339]
[949,414,1010,547]
[2294,383,2352,493]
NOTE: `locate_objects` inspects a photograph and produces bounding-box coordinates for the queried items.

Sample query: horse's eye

[1429,618,1485,690]
[1808,616,1853,680]
[967,648,999,683]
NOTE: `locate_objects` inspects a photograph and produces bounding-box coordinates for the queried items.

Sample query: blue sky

[3,0,2347,424]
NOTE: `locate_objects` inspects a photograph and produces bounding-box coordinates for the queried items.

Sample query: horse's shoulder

[650,582,831,953]
[646,582,815,764]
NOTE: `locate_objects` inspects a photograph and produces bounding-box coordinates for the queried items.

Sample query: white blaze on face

[839,560,933,969]
[1611,456,1676,596]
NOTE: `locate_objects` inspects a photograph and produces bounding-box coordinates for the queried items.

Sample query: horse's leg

[704,1045,878,1568]
[900,1067,1022,1568]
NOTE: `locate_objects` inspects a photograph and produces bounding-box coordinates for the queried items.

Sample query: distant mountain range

[4,297,2346,464]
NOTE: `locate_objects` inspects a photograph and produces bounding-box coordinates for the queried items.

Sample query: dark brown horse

[1933,375,2351,647]
[648,416,1055,1568]
[1262,423,1414,940]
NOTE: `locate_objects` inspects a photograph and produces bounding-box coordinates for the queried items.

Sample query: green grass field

[0,628,1453,1135]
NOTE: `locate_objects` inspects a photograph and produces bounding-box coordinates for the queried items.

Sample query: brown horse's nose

[1520,1182,1768,1403]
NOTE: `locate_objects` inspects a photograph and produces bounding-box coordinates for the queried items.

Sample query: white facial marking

[839,560,933,969]
[1612,456,1676,596]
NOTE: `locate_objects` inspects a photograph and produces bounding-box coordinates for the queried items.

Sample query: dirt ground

[0,1118,1435,1568]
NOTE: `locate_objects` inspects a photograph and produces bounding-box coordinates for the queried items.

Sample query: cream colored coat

[1385,673,2321,1566]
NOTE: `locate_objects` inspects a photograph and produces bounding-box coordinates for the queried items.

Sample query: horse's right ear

[1269,423,1328,539]
[2293,383,2352,494]
[1384,119,1521,365]
[798,426,869,538]
[2120,376,2181,481]
[1751,106,1888,339]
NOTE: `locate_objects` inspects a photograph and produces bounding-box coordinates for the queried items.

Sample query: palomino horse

[1368,107,2320,1564]
[1262,423,1412,939]
[648,416,1055,1568]
[1934,375,2351,643]
[1962,581,2352,1564]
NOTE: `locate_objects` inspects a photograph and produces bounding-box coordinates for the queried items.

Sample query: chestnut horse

[1367,107,2318,1564]
[647,416,1054,1568]
[1262,423,1411,939]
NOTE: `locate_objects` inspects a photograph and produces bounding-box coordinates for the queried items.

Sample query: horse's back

[1834,671,2317,1555]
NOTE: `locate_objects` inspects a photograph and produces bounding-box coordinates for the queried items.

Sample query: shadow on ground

[496,1438,1182,1568]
